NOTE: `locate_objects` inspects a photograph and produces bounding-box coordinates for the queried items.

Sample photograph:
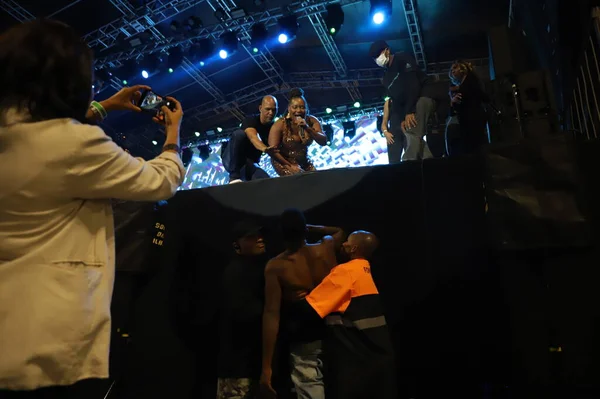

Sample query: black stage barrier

[108,148,598,399]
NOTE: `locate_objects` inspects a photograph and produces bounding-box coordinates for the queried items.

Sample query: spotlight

[168,68,174,73]
[141,70,149,79]
[384,96,390,101]
[195,131,201,137]
[200,61,205,66]
[187,16,203,28]
[277,15,298,43]
[251,23,268,50]
[182,148,193,167]
[343,121,356,138]
[166,46,184,70]
[122,80,128,85]
[354,101,361,108]
[220,31,239,58]
[217,127,223,132]
[370,0,391,24]
[325,4,344,36]
[326,107,333,114]
[214,8,226,21]
[323,124,334,144]
[152,140,158,145]
[198,145,211,161]
[189,38,215,64]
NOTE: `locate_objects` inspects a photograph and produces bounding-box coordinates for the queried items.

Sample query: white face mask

[375,52,388,68]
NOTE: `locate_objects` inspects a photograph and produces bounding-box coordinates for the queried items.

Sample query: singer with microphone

[268,88,327,177]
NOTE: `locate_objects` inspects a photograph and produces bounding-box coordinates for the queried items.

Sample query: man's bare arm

[245,128,268,153]
[261,261,282,386]
[307,224,346,249]
[381,99,390,133]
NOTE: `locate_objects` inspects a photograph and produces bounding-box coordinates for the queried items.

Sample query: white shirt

[0,118,185,390]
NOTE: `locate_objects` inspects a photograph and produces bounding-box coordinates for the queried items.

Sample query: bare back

[272,237,337,302]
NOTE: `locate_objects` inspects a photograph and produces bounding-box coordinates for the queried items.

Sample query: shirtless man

[260,209,344,399]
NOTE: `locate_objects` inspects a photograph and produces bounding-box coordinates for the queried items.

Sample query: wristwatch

[162,144,181,153]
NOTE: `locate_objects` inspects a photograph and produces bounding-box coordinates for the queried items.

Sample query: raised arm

[66,98,184,201]
[268,119,293,167]
[305,116,328,146]
[260,262,282,396]
[307,224,346,250]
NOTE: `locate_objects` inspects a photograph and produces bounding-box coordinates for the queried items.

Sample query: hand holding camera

[152,97,183,130]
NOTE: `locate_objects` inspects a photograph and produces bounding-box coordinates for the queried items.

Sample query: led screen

[181,116,388,190]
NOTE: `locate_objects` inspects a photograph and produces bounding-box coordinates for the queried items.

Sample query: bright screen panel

[180,116,388,190]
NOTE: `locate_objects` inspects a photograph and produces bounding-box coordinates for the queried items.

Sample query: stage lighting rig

[343,121,356,138]
[370,0,391,24]
[220,31,239,59]
[187,16,203,28]
[323,124,334,144]
[189,39,215,64]
[166,46,184,70]
[277,15,298,44]
[324,4,344,36]
[251,23,269,52]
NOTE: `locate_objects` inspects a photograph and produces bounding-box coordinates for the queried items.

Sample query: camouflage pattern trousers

[216,378,258,399]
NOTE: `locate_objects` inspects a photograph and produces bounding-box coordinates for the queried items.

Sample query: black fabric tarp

[108,144,599,399]
[484,135,591,250]
[110,159,496,399]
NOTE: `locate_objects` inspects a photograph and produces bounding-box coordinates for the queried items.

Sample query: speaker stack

[487,25,560,143]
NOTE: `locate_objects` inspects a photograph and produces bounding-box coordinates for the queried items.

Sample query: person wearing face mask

[369,40,437,161]
[267,88,328,176]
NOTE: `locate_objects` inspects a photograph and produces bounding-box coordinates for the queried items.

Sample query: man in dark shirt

[369,40,437,161]
[217,220,268,399]
[222,96,278,183]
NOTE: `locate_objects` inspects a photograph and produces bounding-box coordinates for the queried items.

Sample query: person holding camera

[0,19,185,397]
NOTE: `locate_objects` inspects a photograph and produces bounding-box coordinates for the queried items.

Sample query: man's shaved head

[259,95,278,124]
[262,95,277,106]
[343,230,379,260]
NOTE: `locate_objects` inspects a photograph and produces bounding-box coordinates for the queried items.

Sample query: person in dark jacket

[369,40,437,161]
[217,220,268,399]
[447,61,490,156]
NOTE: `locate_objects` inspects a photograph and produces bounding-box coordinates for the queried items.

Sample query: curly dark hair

[285,87,309,117]
[0,19,94,124]
[289,87,305,99]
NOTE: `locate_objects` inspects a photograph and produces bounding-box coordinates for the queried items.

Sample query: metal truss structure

[402,0,427,71]
[208,0,288,90]
[0,0,34,21]
[0,0,126,92]
[306,12,361,101]
[102,1,246,120]
[93,0,364,69]
[83,0,204,50]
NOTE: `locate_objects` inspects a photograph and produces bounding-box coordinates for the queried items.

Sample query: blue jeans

[289,340,324,399]
[222,129,270,181]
